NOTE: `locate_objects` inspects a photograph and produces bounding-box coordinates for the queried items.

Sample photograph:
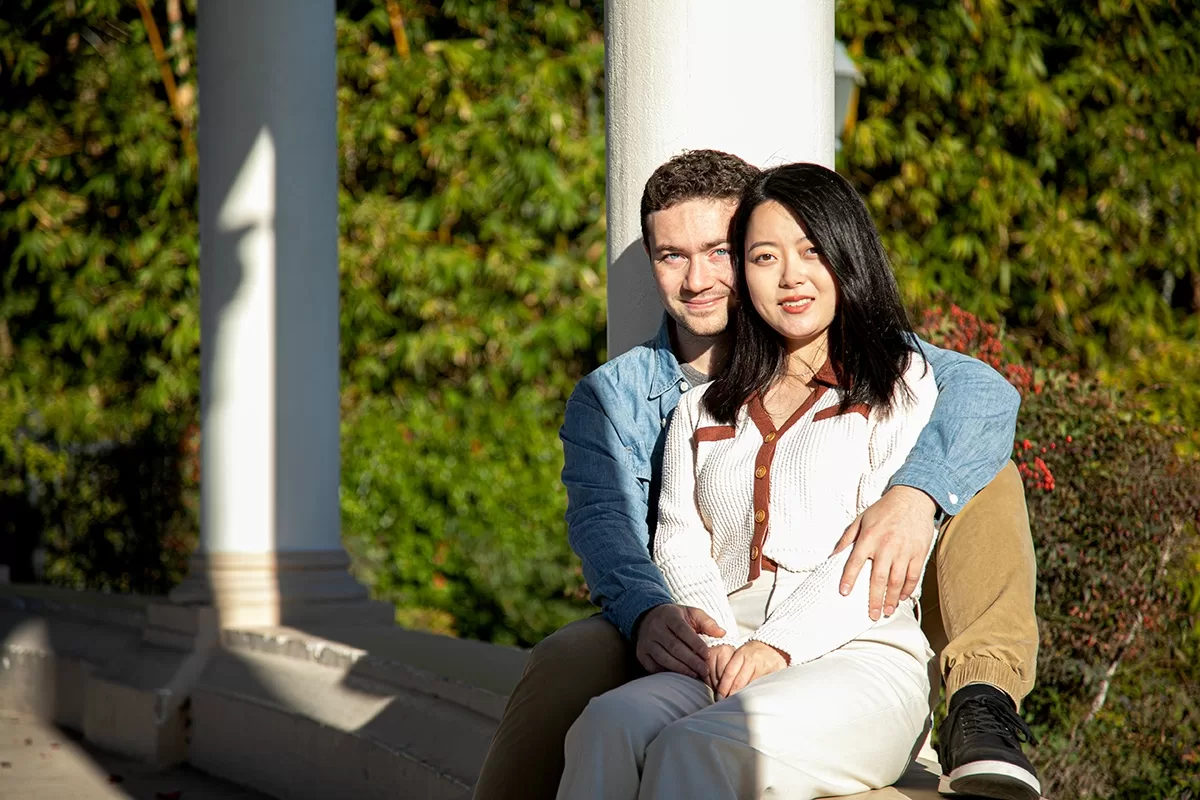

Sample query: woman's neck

[782,333,830,383]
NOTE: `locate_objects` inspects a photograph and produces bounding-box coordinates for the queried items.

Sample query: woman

[556,163,939,800]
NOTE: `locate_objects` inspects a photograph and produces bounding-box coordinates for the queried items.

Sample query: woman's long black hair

[703,163,921,425]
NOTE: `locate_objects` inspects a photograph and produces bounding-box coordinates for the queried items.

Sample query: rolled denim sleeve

[560,380,674,640]
[887,336,1021,515]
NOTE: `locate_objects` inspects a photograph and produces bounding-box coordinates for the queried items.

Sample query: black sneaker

[937,684,1042,800]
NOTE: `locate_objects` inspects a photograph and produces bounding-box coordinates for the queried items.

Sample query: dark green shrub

[920,305,1200,799]
[341,389,590,646]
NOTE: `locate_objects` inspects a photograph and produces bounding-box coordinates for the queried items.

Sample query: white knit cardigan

[653,354,938,665]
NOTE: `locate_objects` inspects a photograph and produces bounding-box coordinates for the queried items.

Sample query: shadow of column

[607,240,663,358]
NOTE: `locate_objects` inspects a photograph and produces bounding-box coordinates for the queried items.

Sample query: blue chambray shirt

[559,317,1021,641]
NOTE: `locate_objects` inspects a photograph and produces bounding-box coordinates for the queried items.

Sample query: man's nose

[684,258,715,293]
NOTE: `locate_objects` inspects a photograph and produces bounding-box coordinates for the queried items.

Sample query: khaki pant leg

[472,615,638,800]
[921,461,1038,708]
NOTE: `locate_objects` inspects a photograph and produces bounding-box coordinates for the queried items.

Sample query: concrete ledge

[191,645,479,799]
[221,626,517,721]
[0,585,508,798]
[0,585,948,800]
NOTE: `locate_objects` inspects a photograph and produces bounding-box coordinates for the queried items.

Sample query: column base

[169,550,393,629]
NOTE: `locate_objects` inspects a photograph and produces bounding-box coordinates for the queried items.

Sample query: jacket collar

[647,315,686,400]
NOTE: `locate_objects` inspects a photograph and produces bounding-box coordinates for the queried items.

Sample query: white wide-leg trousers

[556,569,935,800]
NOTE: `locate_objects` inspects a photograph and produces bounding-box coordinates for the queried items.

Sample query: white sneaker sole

[937,760,1042,800]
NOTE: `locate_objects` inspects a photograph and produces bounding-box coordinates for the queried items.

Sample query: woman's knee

[646,714,728,762]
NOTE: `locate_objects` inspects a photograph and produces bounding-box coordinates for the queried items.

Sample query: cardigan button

[764,432,776,442]
[750,545,760,560]
[755,465,767,479]
[755,509,766,523]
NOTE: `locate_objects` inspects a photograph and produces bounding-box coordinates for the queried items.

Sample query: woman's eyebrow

[747,240,776,250]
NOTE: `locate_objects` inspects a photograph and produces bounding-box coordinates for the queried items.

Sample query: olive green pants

[472,462,1038,800]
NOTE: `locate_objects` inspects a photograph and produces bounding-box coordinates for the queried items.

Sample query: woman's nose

[780,259,806,287]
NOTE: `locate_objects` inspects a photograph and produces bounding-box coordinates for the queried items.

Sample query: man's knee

[522,615,634,697]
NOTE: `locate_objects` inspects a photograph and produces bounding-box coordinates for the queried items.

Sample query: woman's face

[743,200,838,352]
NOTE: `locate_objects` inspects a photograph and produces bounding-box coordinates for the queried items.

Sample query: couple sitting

[474,151,1041,800]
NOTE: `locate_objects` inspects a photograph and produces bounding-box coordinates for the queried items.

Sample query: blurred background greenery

[1,1,1198,796]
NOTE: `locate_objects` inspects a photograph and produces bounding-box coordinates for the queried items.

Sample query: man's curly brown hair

[640,149,760,249]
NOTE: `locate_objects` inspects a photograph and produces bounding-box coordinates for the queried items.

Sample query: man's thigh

[921,461,1038,704]
[472,615,639,800]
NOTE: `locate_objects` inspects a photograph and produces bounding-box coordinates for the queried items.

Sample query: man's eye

[662,253,683,262]
[712,248,730,258]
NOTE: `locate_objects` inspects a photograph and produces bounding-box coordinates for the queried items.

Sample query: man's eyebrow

[655,240,729,255]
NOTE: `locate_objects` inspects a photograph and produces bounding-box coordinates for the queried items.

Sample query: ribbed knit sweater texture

[653,355,939,665]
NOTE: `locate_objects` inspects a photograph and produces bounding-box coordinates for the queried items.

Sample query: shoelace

[945,694,1038,748]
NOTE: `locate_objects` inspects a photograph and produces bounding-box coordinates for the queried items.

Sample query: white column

[605,0,836,356]
[171,0,385,627]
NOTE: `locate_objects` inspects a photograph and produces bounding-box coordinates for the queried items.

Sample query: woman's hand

[705,644,735,691]
[716,641,789,697]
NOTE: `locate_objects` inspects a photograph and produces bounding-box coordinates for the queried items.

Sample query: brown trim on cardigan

[813,402,871,422]
[743,385,830,582]
[694,425,737,442]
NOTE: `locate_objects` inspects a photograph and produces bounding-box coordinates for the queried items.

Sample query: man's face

[644,198,739,340]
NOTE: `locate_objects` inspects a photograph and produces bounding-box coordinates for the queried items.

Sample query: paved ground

[0,713,270,800]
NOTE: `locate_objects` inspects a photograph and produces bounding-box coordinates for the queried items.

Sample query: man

[473,151,1040,800]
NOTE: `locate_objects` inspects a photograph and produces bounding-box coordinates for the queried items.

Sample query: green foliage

[341,390,589,646]
[335,0,607,406]
[837,0,1200,436]
[0,0,198,588]
[333,1,605,644]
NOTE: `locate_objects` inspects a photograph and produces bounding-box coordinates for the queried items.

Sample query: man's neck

[668,319,729,377]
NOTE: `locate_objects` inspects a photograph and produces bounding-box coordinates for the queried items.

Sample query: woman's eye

[752,253,775,264]
[804,247,819,257]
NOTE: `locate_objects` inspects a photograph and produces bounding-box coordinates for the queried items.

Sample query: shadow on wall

[608,240,664,358]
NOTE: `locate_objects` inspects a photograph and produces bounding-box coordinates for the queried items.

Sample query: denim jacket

[559,318,1021,640]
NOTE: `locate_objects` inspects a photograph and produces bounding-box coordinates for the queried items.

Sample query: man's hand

[716,641,788,697]
[705,644,735,691]
[634,604,727,680]
[833,485,937,621]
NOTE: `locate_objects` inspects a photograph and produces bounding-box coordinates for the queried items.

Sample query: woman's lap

[565,633,932,799]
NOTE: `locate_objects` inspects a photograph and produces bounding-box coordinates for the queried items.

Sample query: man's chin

[673,314,730,339]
